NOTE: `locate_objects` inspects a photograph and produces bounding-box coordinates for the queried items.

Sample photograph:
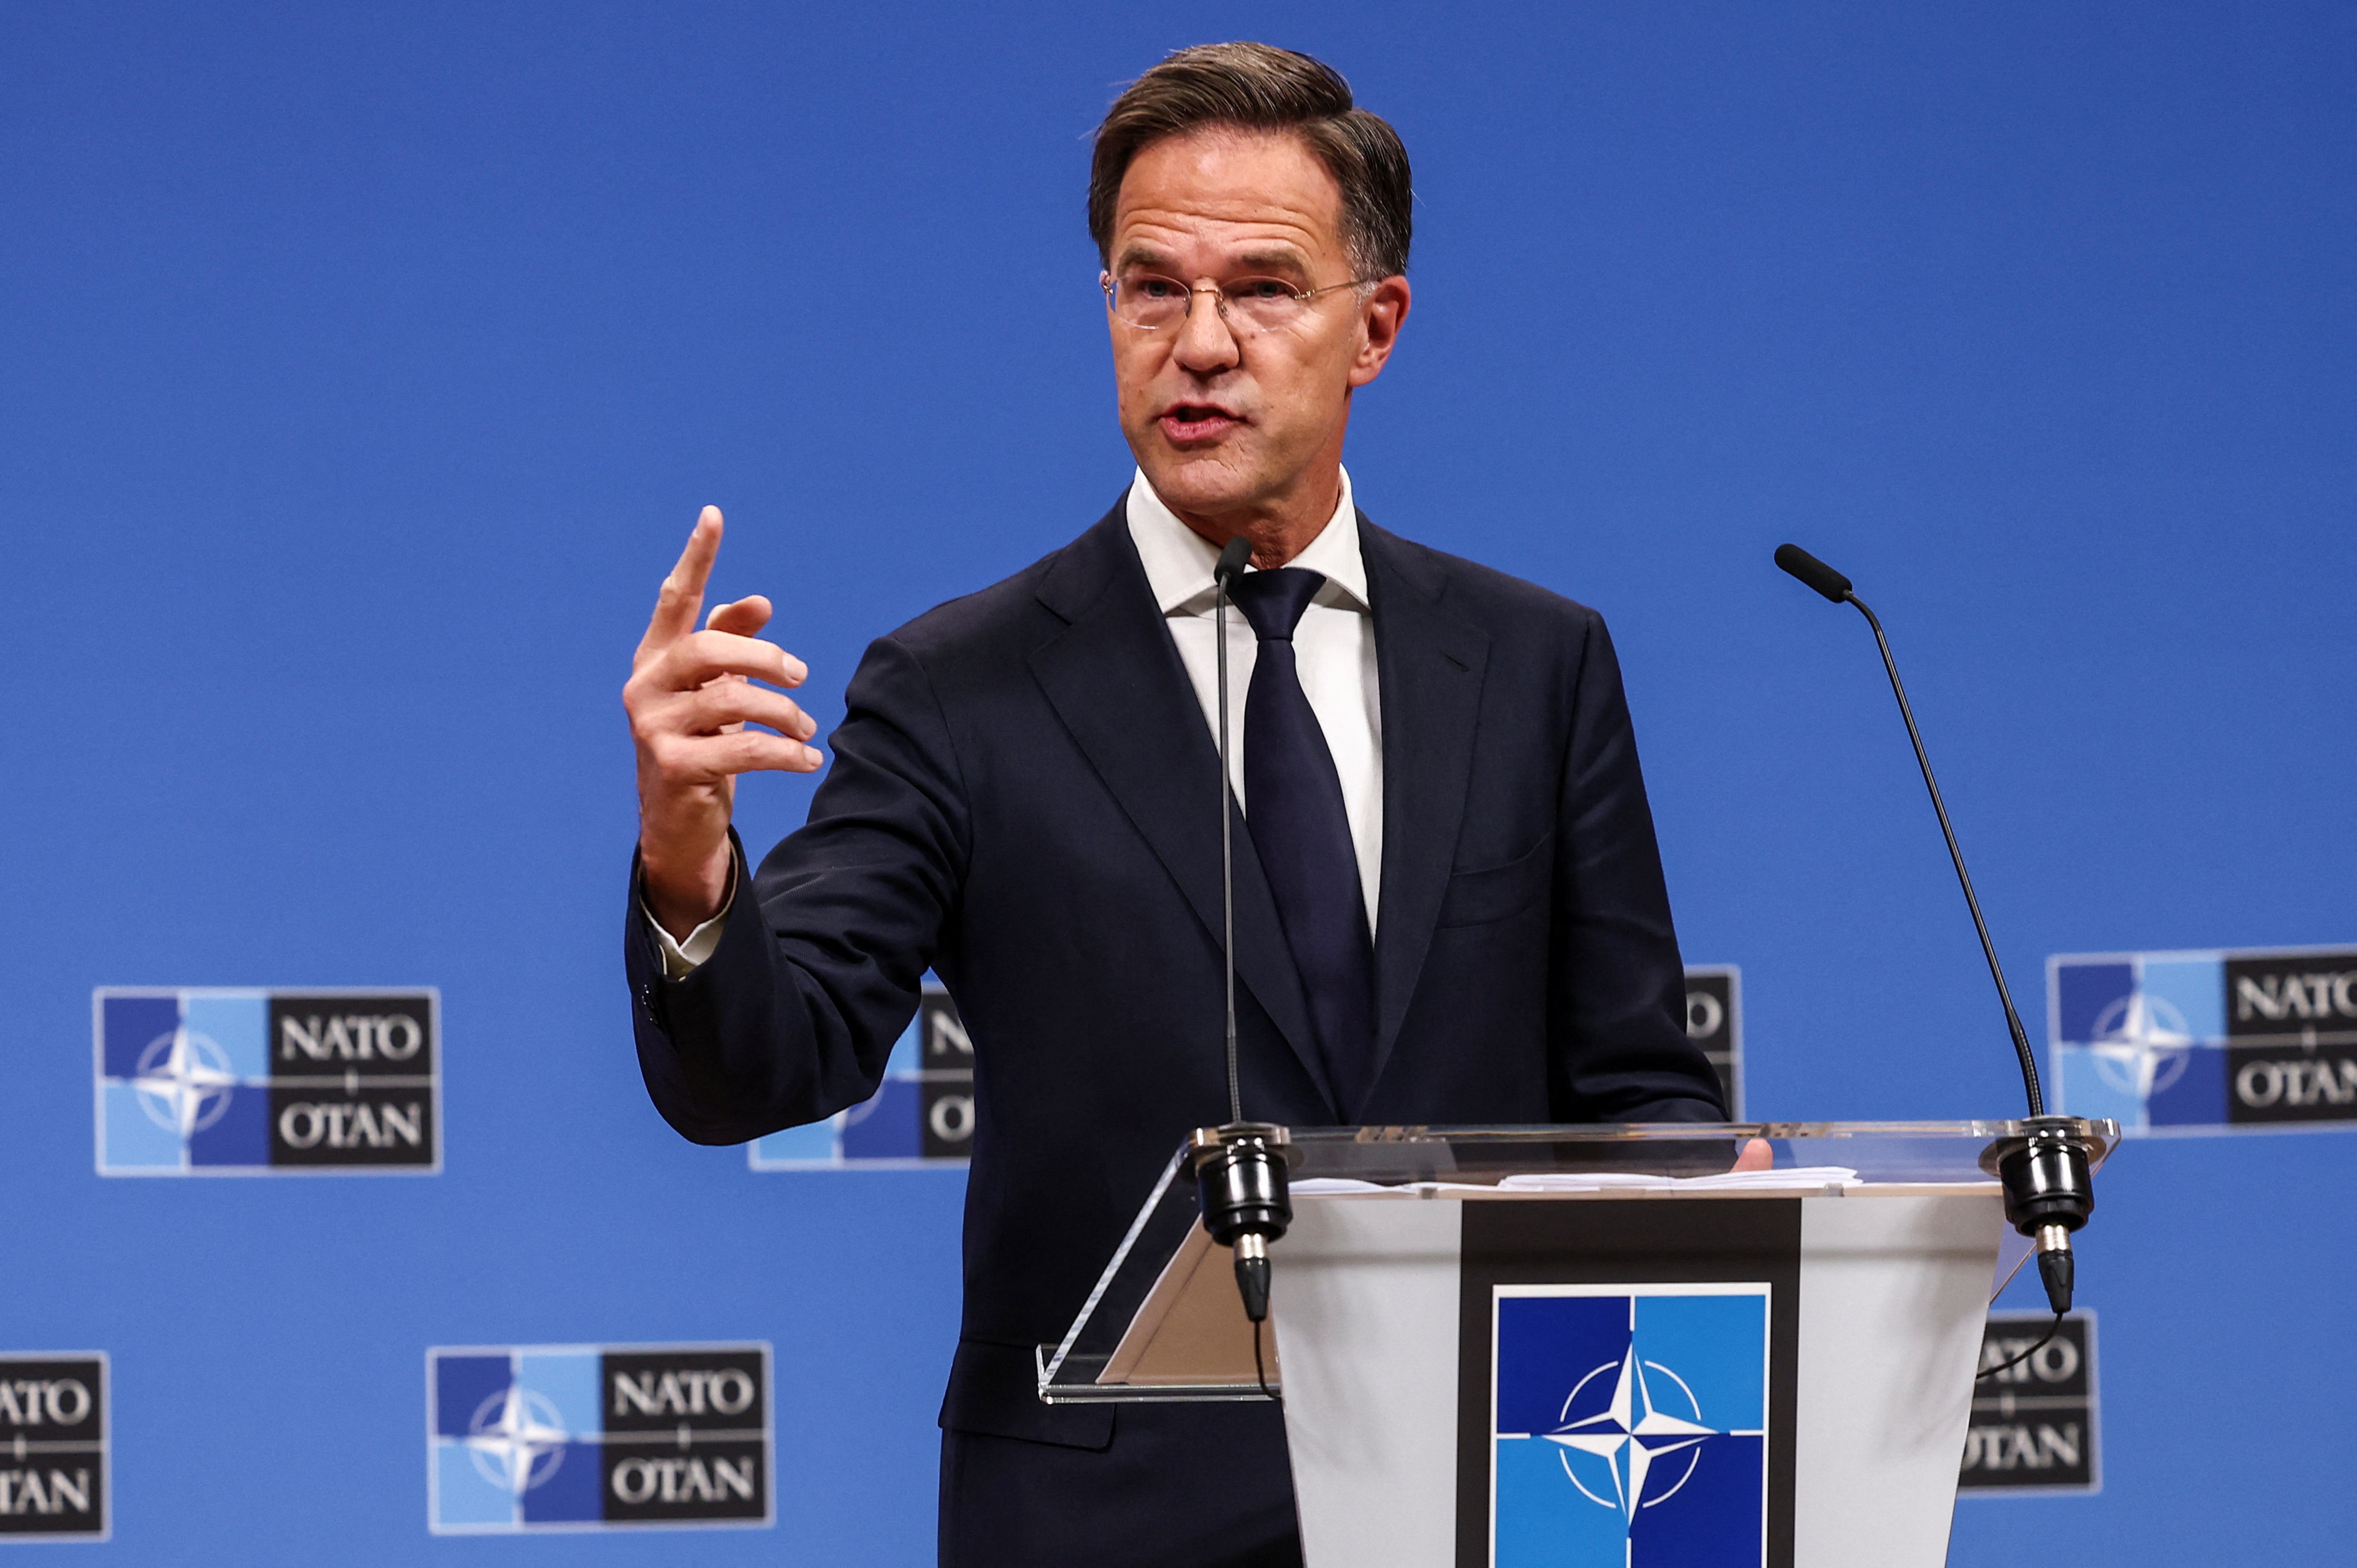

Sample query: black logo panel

[0,1356,107,1538]
[1960,1313,2099,1493]
[2220,952,2357,1124]
[599,1348,768,1524]
[918,992,975,1158]
[265,994,438,1167]
[1683,966,1743,1119]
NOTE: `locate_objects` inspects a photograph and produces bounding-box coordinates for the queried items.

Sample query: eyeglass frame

[1100,269,1380,333]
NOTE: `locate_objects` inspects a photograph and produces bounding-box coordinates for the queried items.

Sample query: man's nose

[1171,284,1242,374]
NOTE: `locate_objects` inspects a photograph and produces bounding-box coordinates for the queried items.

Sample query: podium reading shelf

[1039,1121,2118,1568]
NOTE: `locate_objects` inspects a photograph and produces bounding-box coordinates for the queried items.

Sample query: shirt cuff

[640,867,737,980]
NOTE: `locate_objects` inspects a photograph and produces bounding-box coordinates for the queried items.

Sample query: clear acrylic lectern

[1040,1121,2117,1568]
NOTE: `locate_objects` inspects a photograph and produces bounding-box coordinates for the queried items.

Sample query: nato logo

[1491,1285,1769,1568]
[0,1354,108,1540]
[2051,946,2357,1134]
[427,1343,771,1533]
[94,988,440,1173]
[749,990,972,1169]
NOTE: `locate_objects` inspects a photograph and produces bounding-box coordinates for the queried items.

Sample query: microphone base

[1984,1117,2096,1314]
[1193,1124,1298,1320]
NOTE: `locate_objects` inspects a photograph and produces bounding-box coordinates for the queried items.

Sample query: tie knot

[1226,567,1325,643]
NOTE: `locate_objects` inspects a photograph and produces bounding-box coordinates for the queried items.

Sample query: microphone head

[1214,535,1252,586]
[1775,542,1854,604]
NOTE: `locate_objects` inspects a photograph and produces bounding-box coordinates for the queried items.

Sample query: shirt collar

[1125,467,1370,616]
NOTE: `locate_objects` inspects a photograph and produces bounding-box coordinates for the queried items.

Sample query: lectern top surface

[1283,1119,2117,1184]
[1039,1119,2118,1403]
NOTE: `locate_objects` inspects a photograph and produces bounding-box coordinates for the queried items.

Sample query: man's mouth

[1158,403,1243,441]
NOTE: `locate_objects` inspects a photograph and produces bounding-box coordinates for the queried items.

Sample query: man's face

[1106,128,1409,533]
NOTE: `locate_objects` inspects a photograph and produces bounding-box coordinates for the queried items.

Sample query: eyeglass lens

[1109,275,1315,333]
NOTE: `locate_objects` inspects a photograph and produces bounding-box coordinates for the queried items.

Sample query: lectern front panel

[1272,1190,1997,1568]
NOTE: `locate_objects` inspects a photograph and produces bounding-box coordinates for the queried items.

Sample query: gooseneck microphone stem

[1214,537,1247,1125]
[1775,542,2094,1319]
[1195,536,1294,1352]
[1845,592,2045,1117]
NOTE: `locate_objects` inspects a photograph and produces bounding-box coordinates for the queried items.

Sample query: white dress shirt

[648,467,1386,975]
[1125,468,1385,931]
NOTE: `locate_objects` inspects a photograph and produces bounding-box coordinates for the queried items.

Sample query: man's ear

[1348,275,1412,388]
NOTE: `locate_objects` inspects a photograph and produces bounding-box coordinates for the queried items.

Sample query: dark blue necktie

[1226,567,1376,1117]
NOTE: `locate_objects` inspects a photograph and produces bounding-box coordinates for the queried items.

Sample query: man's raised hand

[625,506,821,940]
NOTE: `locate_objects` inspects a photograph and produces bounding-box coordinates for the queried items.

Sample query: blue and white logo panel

[426,1342,771,1533]
[1491,1284,1769,1568]
[2051,946,2357,1135]
[94,987,441,1174]
[748,990,972,1169]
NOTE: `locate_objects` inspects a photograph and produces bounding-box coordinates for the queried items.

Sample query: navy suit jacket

[625,499,1725,1561]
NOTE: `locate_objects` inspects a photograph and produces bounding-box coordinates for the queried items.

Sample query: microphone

[1775,543,2095,1321]
[1193,534,1295,1342]
[1772,542,1850,603]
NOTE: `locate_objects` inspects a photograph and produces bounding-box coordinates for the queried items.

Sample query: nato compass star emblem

[130,1028,237,1136]
[465,1386,571,1496]
[1493,1289,1769,1566]
[2086,990,2195,1104]
[1545,1346,1719,1525]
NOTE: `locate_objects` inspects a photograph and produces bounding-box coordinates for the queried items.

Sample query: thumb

[705,595,775,637]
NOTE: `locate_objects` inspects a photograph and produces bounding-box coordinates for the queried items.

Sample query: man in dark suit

[622,41,1727,1568]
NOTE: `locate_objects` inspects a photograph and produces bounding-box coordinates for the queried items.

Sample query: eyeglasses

[1102,271,1373,335]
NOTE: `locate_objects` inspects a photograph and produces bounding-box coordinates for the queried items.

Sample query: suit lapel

[1027,506,1336,1113]
[1364,518,1491,1100]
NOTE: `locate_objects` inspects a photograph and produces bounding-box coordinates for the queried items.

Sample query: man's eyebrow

[1230,248,1313,275]
[1111,244,1173,274]
[1109,244,1316,276]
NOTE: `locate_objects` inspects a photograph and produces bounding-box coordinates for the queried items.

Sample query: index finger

[638,506,724,655]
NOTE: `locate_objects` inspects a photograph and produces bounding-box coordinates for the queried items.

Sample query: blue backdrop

[4,2,2351,1561]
